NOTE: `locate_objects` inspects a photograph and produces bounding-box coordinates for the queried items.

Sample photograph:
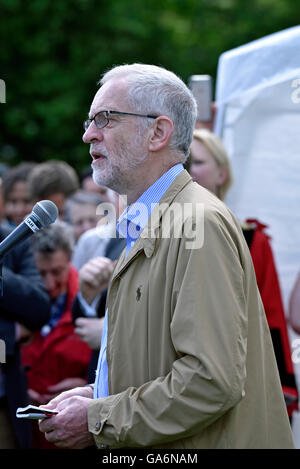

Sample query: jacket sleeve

[0,238,50,330]
[87,210,250,448]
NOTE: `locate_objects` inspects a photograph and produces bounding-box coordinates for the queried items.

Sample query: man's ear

[148,116,174,152]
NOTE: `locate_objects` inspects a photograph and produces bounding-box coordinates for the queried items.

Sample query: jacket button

[94,422,101,432]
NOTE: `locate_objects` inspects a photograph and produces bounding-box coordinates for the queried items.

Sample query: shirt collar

[117,163,184,242]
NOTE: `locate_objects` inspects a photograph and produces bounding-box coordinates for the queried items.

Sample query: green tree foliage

[0,0,299,171]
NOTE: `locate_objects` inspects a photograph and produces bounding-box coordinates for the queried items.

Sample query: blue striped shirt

[93,163,184,399]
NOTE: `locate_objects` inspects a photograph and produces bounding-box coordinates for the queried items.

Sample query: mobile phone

[16,405,58,420]
[188,75,212,122]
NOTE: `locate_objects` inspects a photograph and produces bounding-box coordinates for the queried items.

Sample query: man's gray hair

[99,64,197,162]
[31,220,75,260]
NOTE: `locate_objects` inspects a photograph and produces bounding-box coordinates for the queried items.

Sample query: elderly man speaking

[39,63,294,449]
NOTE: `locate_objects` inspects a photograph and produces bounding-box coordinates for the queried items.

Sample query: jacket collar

[112,170,193,280]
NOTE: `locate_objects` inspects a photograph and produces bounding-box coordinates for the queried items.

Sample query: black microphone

[0,200,58,259]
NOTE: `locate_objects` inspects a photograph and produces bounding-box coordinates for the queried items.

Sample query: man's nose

[82,122,104,144]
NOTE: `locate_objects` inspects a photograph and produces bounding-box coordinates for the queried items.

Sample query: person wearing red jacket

[21,221,91,448]
[243,218,298,415]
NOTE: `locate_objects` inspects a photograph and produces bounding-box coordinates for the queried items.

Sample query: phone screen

[188,75,212,122]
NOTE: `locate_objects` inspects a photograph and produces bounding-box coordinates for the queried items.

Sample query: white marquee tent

[215,25,300,314]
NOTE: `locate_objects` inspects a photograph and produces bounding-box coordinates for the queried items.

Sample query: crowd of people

[0,62,298,449]
[0,159,124,448]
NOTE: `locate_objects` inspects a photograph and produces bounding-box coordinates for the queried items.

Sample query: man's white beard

[92,133,148,193]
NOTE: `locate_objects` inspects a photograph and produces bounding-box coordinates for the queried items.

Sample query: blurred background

[1,0,300,172]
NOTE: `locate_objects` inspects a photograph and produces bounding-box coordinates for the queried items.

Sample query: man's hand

[38,395,94,449]
[75,317,104,350]
[41,385,93,411]
[79,257,116,304]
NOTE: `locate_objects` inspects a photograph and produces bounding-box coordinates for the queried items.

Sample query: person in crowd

[65,190,106,243]
[21,221,91,448]
[1,162,36,226]
[28,160,79,219]
[188,128,298,417]
[289,272,300,333]
[71,190,125,270]
[0,222,51,448]
[39,63,293,449]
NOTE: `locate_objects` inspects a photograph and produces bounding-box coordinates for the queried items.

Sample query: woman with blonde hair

[188,128,298,419]
[189,128,233,200]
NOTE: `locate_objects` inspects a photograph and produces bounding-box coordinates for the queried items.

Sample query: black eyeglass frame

[83,110,158,131]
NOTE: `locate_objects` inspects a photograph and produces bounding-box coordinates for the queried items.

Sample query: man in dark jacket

[0,223,50,448]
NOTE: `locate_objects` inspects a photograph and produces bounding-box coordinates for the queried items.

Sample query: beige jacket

[88,170,294,449]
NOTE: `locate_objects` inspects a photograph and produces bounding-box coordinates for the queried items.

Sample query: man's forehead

[89,78,129,117]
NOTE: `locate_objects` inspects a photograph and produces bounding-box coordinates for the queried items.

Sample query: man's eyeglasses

[83,110,158,131]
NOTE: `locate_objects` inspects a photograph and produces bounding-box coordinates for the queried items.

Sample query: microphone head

[32,200,58,227]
